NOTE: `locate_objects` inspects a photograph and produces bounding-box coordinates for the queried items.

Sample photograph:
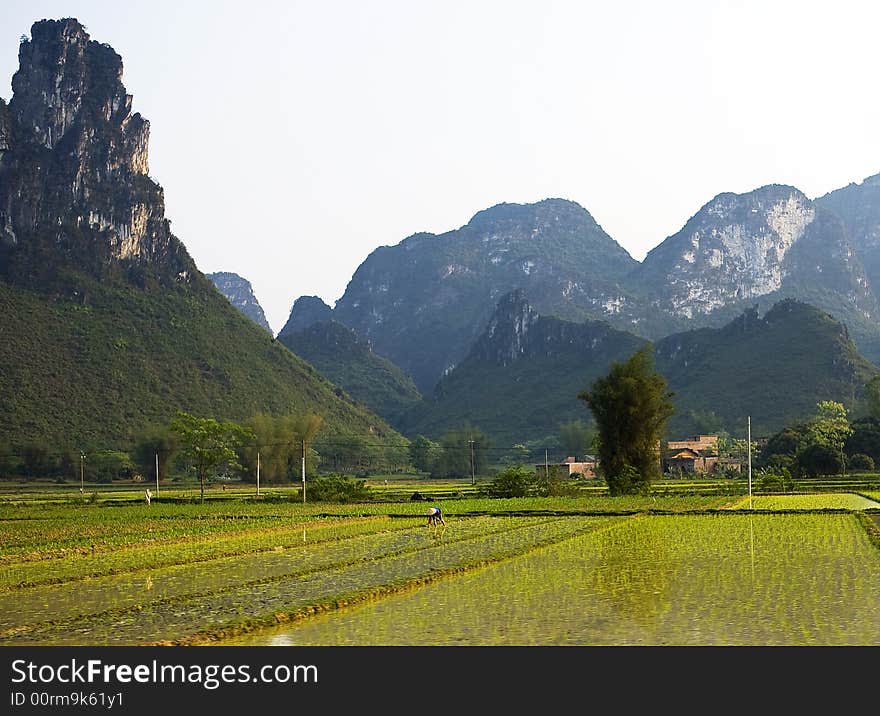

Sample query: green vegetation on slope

[400,297,879,447]
[0,272,402,451]
[278,321,422,428]
[400,315,645,447]
[656,300,880,437]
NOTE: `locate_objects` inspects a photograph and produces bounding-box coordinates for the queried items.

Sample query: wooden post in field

[302,439,306,503]
[155,453,159,496]
[256,451,260,497]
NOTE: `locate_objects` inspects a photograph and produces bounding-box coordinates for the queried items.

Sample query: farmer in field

[426,505,445,527]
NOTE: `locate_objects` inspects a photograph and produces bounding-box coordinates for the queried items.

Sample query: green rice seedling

[728,493,880,511]
[0,516,546,632]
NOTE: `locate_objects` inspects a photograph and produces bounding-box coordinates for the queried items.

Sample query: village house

[664,435,720,474]
[535,456,597,479]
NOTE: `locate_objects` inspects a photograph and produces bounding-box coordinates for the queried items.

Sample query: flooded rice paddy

[2,492,879,646]
[224,513,880,646]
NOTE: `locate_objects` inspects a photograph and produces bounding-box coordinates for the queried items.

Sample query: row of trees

[8,341,875,499]
[759,400,880,476]
[1,410,411,502]
[408,425,491,478]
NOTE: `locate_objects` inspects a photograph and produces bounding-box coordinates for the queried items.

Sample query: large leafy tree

[431,424,490,478]
[133,425,179,484]
[807,401,851,457]
[170,411,253,502]
[236,413,323,485]
[559,420,594,458]
[760,401,854,477]
[578,345,674,495]
[846,417,880,466]
[291,413,325,482]
[409,434,441,473]
[238,413,294,484]
[865,375,880,420]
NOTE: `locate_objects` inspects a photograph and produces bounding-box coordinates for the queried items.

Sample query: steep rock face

[0,18,192,287]
[278,295,333,336]
[332,198,641,392]
[469,288,636,367]
[816,173,880,292]
[636,186,815,316]
[0,99,10,159]
[0,19,405,450]
[623,184,880,363]
[631,185,874,319]
[470,289,540,366]
[207,271,272,332]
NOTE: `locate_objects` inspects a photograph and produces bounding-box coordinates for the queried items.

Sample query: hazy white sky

[3,1,879,333]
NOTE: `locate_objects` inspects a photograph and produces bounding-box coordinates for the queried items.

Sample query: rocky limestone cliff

[470,289,540,366]
[278,295,333,336]
[469,288,643,368]
[207,271,272,332]
[626,185,878,345]
[0,19,405,449]
[636,186,824,313]
[0,99,11,159]
[0,18,194,288]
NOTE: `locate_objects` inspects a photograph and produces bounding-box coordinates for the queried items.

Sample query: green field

[226,513,880,646]
[1,482,878,646]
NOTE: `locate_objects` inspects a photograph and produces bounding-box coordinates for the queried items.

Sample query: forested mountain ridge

[397,291,878,445]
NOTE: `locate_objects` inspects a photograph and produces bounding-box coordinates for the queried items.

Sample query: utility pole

[545,449,549,479]
[468,440,475,485]
[747,416,752,510]
[256,451,261,497]
[155,453,159,496]
[80,451,84,494]
[302,439,306,503]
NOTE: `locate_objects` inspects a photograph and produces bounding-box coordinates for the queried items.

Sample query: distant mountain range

[283,178,880,405]
[276,176,880,442]
[324,198,638,393]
